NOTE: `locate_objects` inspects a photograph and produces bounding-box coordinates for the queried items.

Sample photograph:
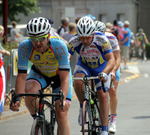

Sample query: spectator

[63,23,76,42]
[118,21,125,40]
[10,21,22,45]
[0,25,10,115]
[120,20,131,69]
[57,17,69,37]
[75,17,81,24]
[112,20,119,41]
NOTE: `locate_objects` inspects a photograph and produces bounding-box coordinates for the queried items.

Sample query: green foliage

[0,0,41,22]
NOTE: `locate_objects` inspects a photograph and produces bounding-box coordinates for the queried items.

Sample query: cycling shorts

[115,67,120,82]
[26,66,73,101]
[73,60,111,92]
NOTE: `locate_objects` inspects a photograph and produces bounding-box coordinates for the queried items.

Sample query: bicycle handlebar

[10,89,64,109]
[72,76,106,93]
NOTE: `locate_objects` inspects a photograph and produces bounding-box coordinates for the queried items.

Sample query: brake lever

[59,90,64,109]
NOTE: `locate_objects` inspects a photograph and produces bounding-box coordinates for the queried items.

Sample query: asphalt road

[0,60,150,135]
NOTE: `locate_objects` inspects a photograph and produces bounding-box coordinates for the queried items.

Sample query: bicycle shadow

[132,116,150,119]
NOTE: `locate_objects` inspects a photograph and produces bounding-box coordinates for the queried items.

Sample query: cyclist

[10,17,72,135]
[68,16,115,135]
[95,21,121,133]
[135,28,149,61]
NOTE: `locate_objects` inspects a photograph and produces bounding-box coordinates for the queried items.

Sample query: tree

[0,0,41,22]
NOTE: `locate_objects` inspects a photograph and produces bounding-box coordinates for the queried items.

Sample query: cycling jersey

[68,32,112,69]
[18,36,70,77]
[105,32,120,52]
[68,32,113,91]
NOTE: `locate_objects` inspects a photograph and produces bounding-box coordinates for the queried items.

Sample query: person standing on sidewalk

[95,21,121,133]
[0,25,10,115]
[57,17,69,37]
[120,20,131,69]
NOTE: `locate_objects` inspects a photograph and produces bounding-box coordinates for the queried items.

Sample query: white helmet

[95,21,106,33]
[76,16,95,37]
[26,17,51,37]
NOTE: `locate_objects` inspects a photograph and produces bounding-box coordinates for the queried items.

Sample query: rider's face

[79,36,93,47]
[31,34,50,53]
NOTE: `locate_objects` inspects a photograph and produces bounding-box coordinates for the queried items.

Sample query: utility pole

[3,0,8,45]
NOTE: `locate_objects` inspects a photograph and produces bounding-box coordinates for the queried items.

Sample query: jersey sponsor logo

[46,55,56,61]
[34,54,41,61]
[96,36,107,44]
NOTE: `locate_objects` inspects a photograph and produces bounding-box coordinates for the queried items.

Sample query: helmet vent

[34,25,36,32]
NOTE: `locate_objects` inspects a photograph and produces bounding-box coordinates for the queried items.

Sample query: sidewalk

[0,62,140,121]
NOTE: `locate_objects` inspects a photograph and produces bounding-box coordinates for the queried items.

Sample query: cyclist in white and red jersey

[68,16,115,135]
[95,21,121,133]
[10,17,72,135]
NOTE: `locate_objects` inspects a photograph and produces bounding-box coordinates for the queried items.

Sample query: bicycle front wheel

[30,117,47,135]
[82,100,93,135]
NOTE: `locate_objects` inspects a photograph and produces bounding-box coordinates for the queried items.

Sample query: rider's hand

[98,72,108,83]
[111,72,116,81]
[56,100,70,112]
[10,100,21,111]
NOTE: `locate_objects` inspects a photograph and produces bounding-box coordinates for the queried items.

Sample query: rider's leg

[25,79,41,115]
[97,90,109,127]
[55,100,71,135]
[109,80,119,115]
[74,73,85,103]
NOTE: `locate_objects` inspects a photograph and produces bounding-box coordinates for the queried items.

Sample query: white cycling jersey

[105,32,120,52]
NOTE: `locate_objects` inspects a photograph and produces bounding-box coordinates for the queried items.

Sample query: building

[0,0,149,40]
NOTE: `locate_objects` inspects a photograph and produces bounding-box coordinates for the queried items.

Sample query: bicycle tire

[43,99,56,135]
[30,117,47,135]
[82,100,93,135]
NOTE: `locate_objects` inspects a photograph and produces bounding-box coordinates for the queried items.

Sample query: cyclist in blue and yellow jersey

[10,17,72,135]
[95,21,121,133]
[68,16,115,135]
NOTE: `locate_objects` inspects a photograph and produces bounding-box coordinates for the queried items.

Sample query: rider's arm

[59,70,69,100]
[102,52,115,75]
[101,36,115,75]
[120,36,129,45]
[15,73,27,95]
[53,39,71,100]
[111,50,121,75]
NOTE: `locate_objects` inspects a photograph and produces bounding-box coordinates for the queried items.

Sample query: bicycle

[72,75,106,135]
[10,84,64,135]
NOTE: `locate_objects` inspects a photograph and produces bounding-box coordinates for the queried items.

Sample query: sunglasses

[30,34,49,42]
[79,36,93,40]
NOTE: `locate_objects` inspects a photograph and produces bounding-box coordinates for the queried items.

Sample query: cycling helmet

[95,21,106,33]
[76,16,95,37]
[26,17,51,37]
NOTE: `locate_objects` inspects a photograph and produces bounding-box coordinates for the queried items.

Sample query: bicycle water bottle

[90,99,96,117]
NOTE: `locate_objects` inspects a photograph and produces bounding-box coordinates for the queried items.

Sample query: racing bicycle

[72,75,106,135]
[10,84,64,135]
